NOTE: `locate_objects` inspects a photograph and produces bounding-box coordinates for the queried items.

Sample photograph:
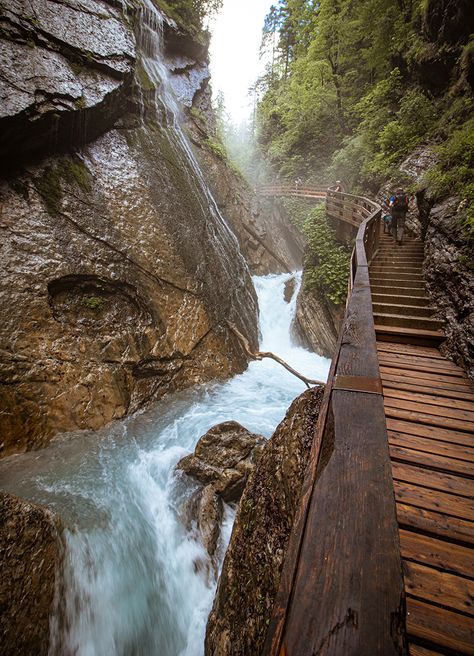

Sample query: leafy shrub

[303,205,350,305]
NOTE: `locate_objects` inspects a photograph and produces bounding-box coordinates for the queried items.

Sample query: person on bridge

[295,177,302,191]
[334,180,345,192]
[389,188,409,245]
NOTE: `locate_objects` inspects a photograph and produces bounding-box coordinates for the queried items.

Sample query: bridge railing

[263,189,407,655]
[259,184,327,200]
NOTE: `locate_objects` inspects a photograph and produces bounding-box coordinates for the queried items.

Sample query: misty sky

[209,0,273,123]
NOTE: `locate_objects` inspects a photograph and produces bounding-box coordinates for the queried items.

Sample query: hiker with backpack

[389,188,409,245]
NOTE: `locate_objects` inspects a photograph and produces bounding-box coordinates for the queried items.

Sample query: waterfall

[0,273,330,656]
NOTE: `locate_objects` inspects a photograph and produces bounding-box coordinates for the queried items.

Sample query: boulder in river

[177,421,266,503]
[0,492,63,656]
[205,386,325,656]
[177,421,265,571]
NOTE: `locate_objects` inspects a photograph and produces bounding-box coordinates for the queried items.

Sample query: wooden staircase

[371,236,445,344]
[371,234,474,655]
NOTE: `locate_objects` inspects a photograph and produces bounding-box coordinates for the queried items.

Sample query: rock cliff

[0,492,63,656]
[293,276,344,359]
[184,91,305,275]
[205,386,325,656]
[0,0,263,456]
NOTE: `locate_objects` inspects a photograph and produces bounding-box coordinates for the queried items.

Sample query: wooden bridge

[259,186,474,655]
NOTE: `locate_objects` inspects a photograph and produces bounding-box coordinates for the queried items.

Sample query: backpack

[393,193,409,210]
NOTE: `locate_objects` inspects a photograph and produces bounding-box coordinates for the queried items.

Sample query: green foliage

[303,205,350,305]
[425,117,474,245]
[154,0,222,35]
[281,198,313,231]
[82,295,106,310]
[204,137,227,159]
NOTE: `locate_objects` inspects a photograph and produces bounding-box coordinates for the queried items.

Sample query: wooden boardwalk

[260,185,473,655]
[371,236,474,655]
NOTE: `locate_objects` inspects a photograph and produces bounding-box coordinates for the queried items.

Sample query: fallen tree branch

[227,321,325,389]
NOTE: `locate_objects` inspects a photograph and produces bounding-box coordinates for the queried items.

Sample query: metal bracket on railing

[333,375,383,395]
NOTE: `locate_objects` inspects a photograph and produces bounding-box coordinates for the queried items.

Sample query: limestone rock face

[0,0,135,165]
[293,277,344,359]
[422,196,474,378]
[185,98,305,275]
[178,421,266,503]
[0,492,63,656]
[205,387,325,656]
[0,2,259,456]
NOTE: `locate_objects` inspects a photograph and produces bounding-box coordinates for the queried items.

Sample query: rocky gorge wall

[0,0,306,458]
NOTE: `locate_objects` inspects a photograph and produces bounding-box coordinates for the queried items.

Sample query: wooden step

[374,313,445,331]
[375,325,445,347]
[371,263,423,271]
[373,302,436,318]
[370,269,424,279]
[370,275,425,285]
[371,285,427,297]
[372,293,431,307]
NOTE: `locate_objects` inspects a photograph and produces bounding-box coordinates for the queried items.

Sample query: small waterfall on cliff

[137,0,240,250]
[0,273,330,656]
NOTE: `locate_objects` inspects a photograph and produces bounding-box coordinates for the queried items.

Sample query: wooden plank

[381,374,474,401]
[394,481,474,521]
[378,354,468,377]
[392,462,474,498]
[384,397,474,423]
[408,646,445,656]
[386,419,474,447]
[404,560,474,615]
[377,342,444,360]
[397,503,474,545]
[385,406,474,434]
[384,388,474,413]
[390,444,474,477]
[377,349,464,370]
[380,366,473,388]
[265,239,407,655]
[407,598,474,654]
[400,529,474,579]
[388,431,474,463]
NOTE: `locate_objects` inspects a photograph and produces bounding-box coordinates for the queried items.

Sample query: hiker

[295,177,302,191]
[389,188,409,244]
[383,212,392,234]
[334,180,344,192]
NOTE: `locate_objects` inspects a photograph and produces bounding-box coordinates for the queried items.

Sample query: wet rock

[205,386,325,656]
[423,196,474,378]
[293,277,344,358]
[0,492,63,656]
[0,0,135,165]
[177,421,266,503]
[180,482,224,574]
[283,276,296,303]
[0,122,258,455]
[185,89,305,275]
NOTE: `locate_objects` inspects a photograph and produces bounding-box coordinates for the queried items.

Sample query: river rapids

[0,272,329,655]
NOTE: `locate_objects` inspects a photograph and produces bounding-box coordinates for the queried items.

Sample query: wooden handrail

[263,190,407,655]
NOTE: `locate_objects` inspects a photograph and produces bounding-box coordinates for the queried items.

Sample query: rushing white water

[0,273,330,656]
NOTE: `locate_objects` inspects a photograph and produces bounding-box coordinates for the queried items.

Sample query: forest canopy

[254,0,473,225]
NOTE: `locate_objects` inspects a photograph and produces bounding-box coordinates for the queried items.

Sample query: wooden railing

[263,189,407,655]
[259,184,327,201]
